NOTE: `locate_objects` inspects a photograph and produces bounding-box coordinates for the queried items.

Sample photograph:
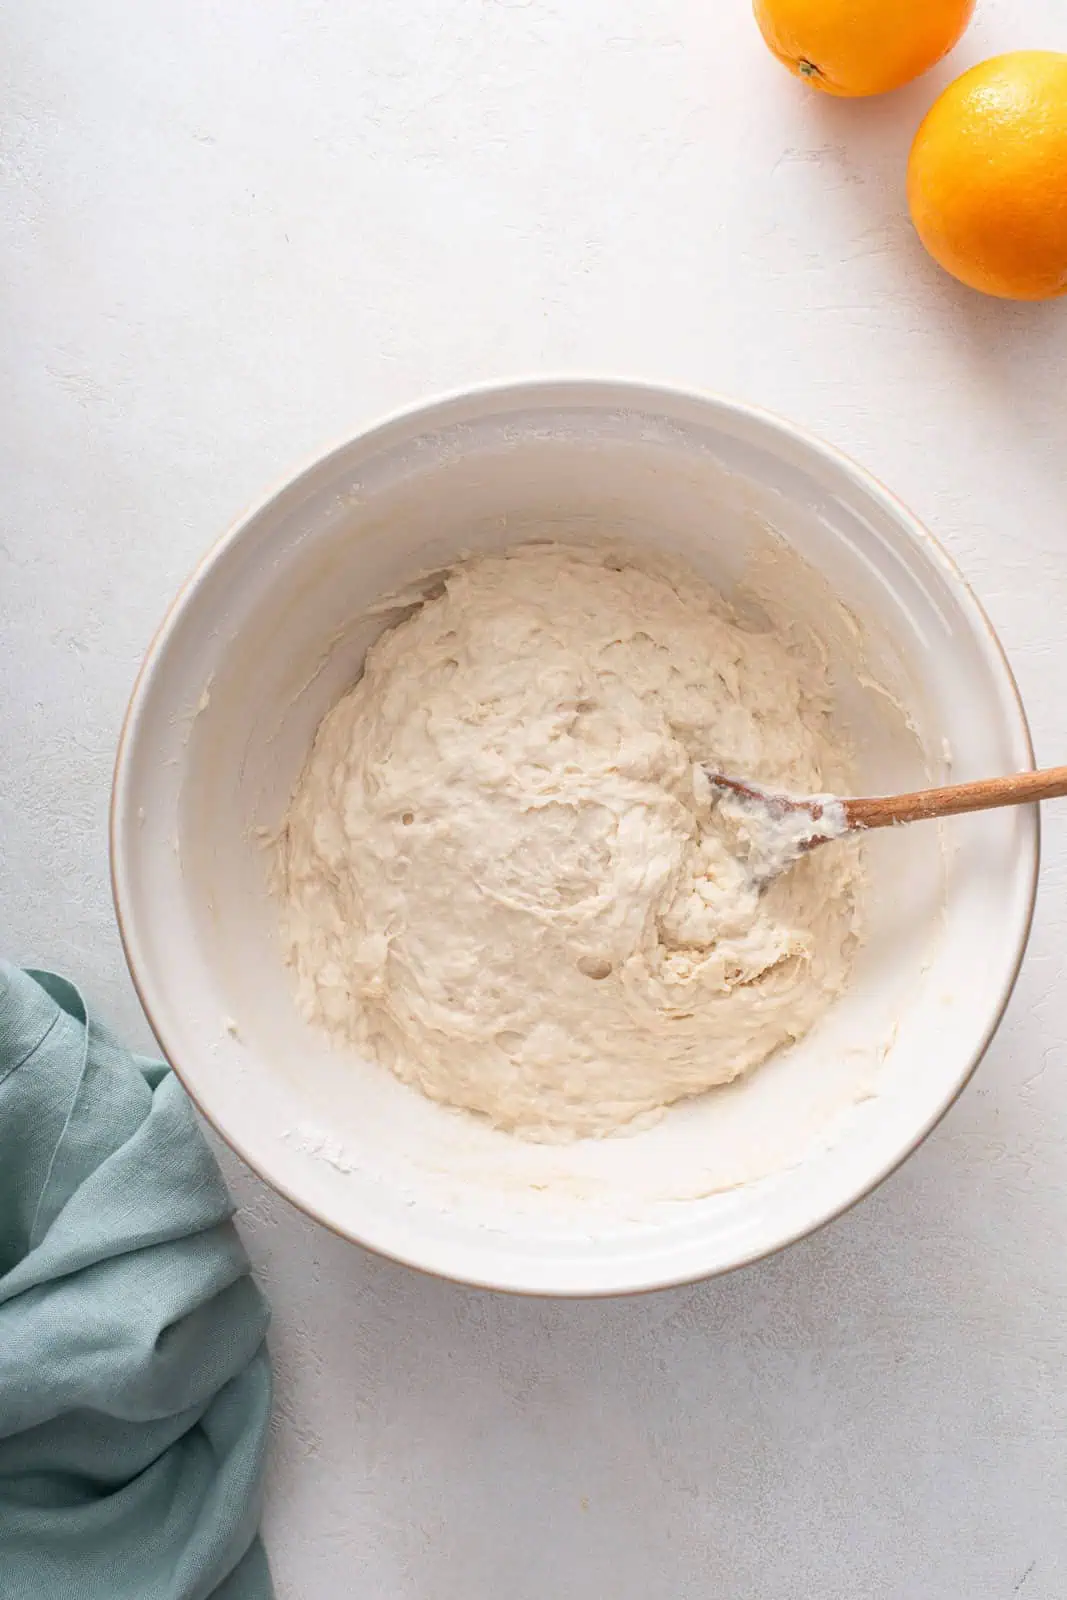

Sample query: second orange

[753,0,976,97]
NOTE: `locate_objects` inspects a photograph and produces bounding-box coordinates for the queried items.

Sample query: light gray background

[4,3,1067,1596]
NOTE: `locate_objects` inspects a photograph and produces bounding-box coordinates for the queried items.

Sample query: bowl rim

[110,376,1039,1297]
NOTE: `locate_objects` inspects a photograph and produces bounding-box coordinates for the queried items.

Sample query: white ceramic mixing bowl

[111,381,1037,1295]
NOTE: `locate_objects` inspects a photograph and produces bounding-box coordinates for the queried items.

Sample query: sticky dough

[276,543,862,1142]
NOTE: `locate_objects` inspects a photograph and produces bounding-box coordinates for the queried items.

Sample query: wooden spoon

[705,765,1065,881]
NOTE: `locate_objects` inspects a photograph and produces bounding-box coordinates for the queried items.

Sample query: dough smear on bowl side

[273,542,864,1142]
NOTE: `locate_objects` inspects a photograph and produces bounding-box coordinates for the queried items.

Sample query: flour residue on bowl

[273,540,867,1144]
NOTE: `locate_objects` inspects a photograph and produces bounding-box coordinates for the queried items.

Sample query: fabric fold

[0,964,273,1600]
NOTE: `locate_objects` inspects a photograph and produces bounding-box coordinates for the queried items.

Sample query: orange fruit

[908,52,1067,301]
[753,0,975,97]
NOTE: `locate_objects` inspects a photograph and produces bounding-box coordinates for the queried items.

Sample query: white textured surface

[3,2,1067,1595]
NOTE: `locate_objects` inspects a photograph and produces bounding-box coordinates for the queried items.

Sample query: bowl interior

[113,384,1035,1294]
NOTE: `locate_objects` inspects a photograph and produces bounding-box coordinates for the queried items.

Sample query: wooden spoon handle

[845,764,1067,831]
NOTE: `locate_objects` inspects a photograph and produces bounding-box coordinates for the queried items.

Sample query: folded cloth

[0,965,272,1600]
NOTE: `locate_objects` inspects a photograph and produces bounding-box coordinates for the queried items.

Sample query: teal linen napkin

[0,964,273,1600]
